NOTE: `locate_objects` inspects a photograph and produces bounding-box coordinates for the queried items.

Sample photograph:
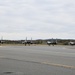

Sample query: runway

[0,45,75,75]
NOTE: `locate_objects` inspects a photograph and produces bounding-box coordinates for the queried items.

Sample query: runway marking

[41,62,75,69]
[0,57,75,69]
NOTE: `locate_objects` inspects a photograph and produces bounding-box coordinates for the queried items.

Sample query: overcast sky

[0,0,75,40]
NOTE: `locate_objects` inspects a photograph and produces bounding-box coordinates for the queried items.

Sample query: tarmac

[0,45,75,75]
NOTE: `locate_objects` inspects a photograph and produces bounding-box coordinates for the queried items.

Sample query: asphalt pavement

[0,45,75,75]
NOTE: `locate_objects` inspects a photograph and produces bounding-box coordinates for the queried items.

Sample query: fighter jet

[68,41,75,46]
[47,38,57,46]
[0,36,5,45]
[22,37,33,46]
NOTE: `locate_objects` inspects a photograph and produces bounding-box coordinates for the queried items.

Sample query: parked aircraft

[68,41,75,46]
[0,40,5,44]
[22,37,33,46]
[0,37,5,45]
[47,39,57,46]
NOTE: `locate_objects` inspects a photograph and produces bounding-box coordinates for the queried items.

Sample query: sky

[0,0,75,40]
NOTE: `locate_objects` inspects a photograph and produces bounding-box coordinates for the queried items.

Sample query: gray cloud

[0,0,75,39]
